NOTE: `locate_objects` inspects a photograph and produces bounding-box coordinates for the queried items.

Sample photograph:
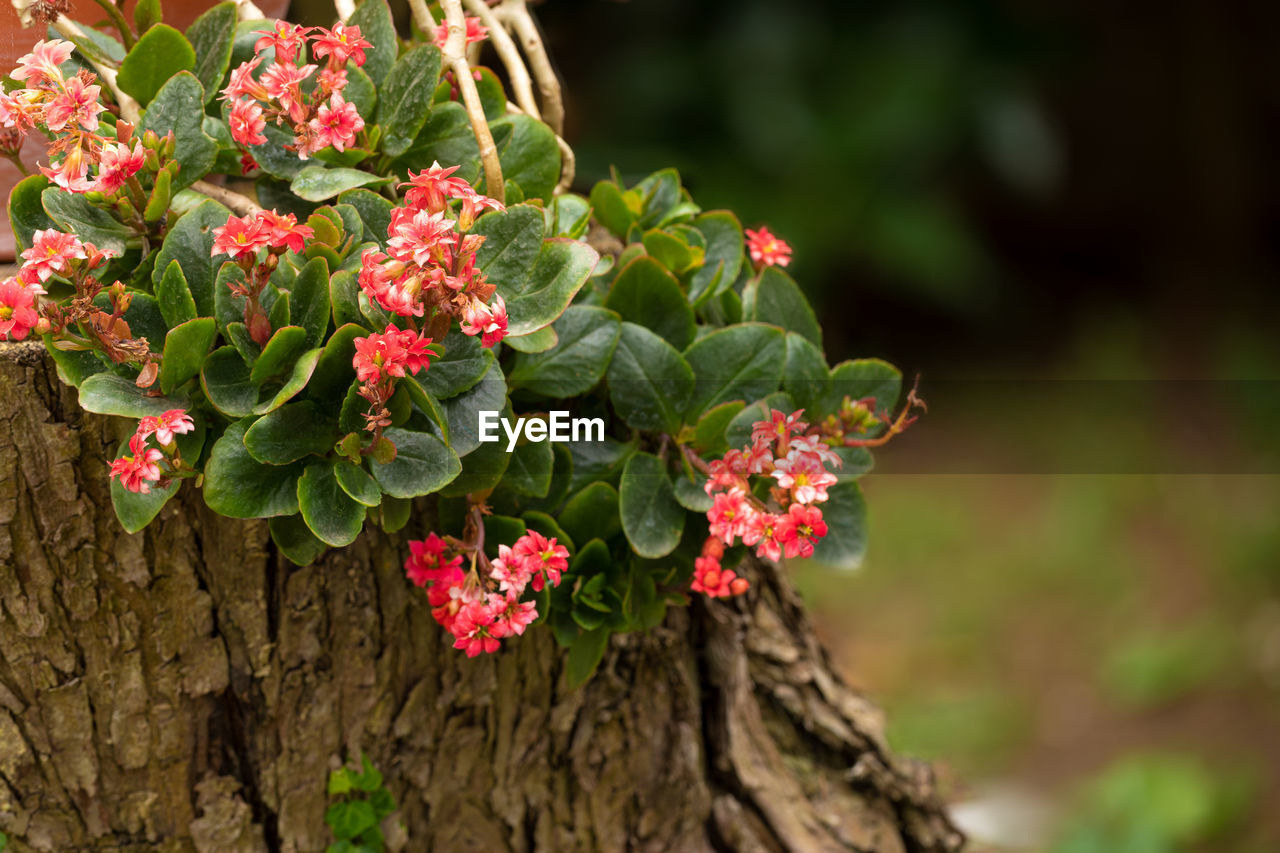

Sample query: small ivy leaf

[377,45,442,157]
[348,0,395,86]
[782,332,830,414]
[742,266,822,347]
[556,481,620,549]
[138,72,218,190]
[242,400,337,464]
[334,461,381,507]
[498,238,600,338]
[565,627,610,689]
[619,452,685,559]
[187,2,236,104]
[606,321,694,434]
[290,166,390,202]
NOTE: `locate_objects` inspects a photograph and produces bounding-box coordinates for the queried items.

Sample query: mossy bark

[0,343,962,853]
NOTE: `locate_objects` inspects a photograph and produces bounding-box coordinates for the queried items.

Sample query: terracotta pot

[0,0,291,260]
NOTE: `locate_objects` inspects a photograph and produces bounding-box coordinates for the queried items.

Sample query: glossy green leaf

[692,400,746,455]
[604,256,695,350]
[269,514,328,565]
[290,166,389,202]
[203,419,303,517]
[77,373,180,417]
[672,470,712,512]
[298,462,365,547]
[439,435,510,497]
[253,347,321,414]
[118,25,195,105]
[507,306,621,397]
[307,323,363,406]
[111,456,180,533]
[418,330,492,399]
[369,427,461,498]
[42,188,131,255]
[500,238,600,337]
[806,482,868,570]
[155,260,197,328]
[377,45,442,157]
[250,325,307,383]
[742,266,822,346]
[8,175,55,250]
[503,325,558,353]
[160,317,216,394]
[139,72,217,189]
[684,322,786,417]
[688,210,744,305]
[606,321,694,433]
[152,199,230,316]
[288,256,331,347]
[337,189,393,244]
[335,461,381,506]
[472,203,544,282]
[388,102,479,181]
[133,0,161,31]
[782,332,829,413]
[348,0,395,86]
[438,362,506,456]
[200,346,257,417]
[619,452,684,559]
[401,376,449,443]
[490,113,560,201]
[566,437,635,492]
[823,358,903,415]
[250,123,307,180]
[588,180,636,237]
[242,400,336,464]
[501,440,553,497]
[557,482,621,547]
[565,626,609,689]
[188,2,236,103]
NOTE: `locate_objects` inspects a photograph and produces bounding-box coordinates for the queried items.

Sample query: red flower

[229,98,267,146]
[22,229,85,281]
[707,489,751,545]
[212,213,270,260]
[43,76,103,133]
[352,329,409,384]
[390,325,434,375]
[745,226,792,268]
[311,23,372,68]
[510,530,567,591]
[258,209,313,254]
[405,533,464,587]
[109,435,163,494]
[136,409,194,446]
[451,600,501,657]
[691,555,749,598]
[310,92,364,153]
[253,21,313,63]
[93,140,145,195]
[741,512,783,562]
[401,161,474,213]
[774,503,828,559]
[771,451,837,505]
[387,208,456,266]
[0,277,39,341]
[459,294,507,348]
[221,57,270,102]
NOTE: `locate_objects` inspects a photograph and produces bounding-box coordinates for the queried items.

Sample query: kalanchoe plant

[1,0,922,685]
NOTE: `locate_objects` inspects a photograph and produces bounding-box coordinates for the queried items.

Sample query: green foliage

[117,25,194,105]
[325,755,397,852]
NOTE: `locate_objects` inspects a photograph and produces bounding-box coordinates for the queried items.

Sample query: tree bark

[0,342,963,853]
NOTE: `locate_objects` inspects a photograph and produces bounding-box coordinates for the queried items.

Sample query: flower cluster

[0,40,147,194]
[694,409,841,596]
[221,21,371,160]
[358,161,508,348]
[745,226,792,269]
[212,208,314,345]
[0,273,41,341]
[405,529,567,657]
[108,409,194,494]
[351,324,434,433]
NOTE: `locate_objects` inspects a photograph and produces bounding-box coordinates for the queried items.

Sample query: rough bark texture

[0,342,963,853]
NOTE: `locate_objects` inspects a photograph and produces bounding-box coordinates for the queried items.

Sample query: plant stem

[440,0,504,205]
[52,19,142,123]
[462,0,540,120]
[91,0,135,50]
[497,0,564,135]
[190,180,262,216]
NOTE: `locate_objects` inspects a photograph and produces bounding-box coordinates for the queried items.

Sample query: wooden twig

[441,0,504,205]
[462,0,540,120]
[190,180,262,216]
[496,0,564,135]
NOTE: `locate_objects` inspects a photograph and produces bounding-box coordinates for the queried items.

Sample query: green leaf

[139,72,217,190]
[308,323,363,407]
[118,25,195,105]
[160,317,217,394]
[557,482,620,547]
[724,392,795,451]
[298,462,365,547]
[377,45,442,157]
[133,0,161,32]
[688,210,744,305]
[567,437,634,492]
[502,440,553,497]
[782,332,829,413]
[401,376,449,442]
[606,321,694,433]
[348,0,395,86]
[201,346,257,417]
[155,260,197,328]
[152,199,230,316]
[473,204,544,285]
[288,256,331,348]
[270,514,328,565]
[490,113,560,201]
[507,306,621,397]
[692,400,746,455]
[291,166,389,202]
[8,174,55,251]
[204,419,303,517]
[588,180,636,237]
[672,470,712,512]
[250,325,308,383]
[369,427,460,498]
[683,323,786,417]
[42,188,132,255]
[325,800,379,842]
[418,330,491,399]
[437,363,506,456]
[243,400,336,464]
[250,123,307,181]
[503,325,557,353]
[806,482,868,570]
[55,19,125,64]
[388,101,479,181]
[111,456,180,533]
[187,2,236,103]
[335,461,381,506]
[823,358,903,415]
[742,267,822,347]
[337,189,393,244]
[253,348,321,414]
[565,627,609,689]
[77,373,181,417]
[604,256,695,350]
[619,452,684,559]
[500,238,600,337]
[438,436,510,497]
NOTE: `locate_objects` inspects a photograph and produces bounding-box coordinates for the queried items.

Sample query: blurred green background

[527,0,1280,850]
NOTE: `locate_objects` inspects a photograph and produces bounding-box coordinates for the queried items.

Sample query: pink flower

[741,512,783,562]
[401,161,474,213]
[771,451,837,504]
[311,23,372,68]
[260,61,316,109]
[221,57,270,102]
[459,295,507,348]
[510,530,567,591]
[774,503,828,559]
[93,140,145,195]
[789,433,842,469]
[109,435,163,494]
[0,89,41,132]
[10,40,73,87]
[0,277,39,341]
[229,98,267,146]
[316,67,348,94]
[490,544,532,596]
[387,208,455,266]
[254,21,313,63]
[43,76,103,132]
[40,148,93,193]
[705,449,749,495]
[690,555,749,598]
[212,213,270,260]
[745,226,792,268]
[752,408,807,454]
[258,209,313,253]
[21,229,85,281]
[433,17,490,50]
[707,489,751,545]
[451,600,501,657]
[487,593,537,638]
[311,92,364,153]
[136,409,194,446]
[405,533,464,587]
[352,329,408,384]
[390,325,434,375]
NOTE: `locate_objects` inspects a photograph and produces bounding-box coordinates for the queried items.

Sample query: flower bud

[142,129,160,149]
